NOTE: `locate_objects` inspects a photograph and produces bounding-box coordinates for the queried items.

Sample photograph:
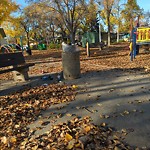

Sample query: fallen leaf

[1,136,8,145]
[66,139,75,149]
[101,122,106,127]
[31,145,38,150]
[100,114,105,118]
[65,133,73,142]
[97,103,102,106]
[137,100,142,103]
[10,136,17,143]
[109,89,114,92]
[72,85,78,89]
[123,110,130,115]
[66,113,72,117]
[75,142,81,148]
[84,126,91,133]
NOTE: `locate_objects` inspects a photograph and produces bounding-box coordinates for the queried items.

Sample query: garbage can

[38,43,47,50]
[62,50,81,80]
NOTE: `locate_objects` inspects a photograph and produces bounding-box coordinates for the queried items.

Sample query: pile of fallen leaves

[1,116,133,150]
[26,117,133,150]
[0,84,76,149]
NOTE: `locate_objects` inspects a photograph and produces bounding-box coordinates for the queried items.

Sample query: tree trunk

[107,24,111,46]
[70,32,75,44]
[26,31,32,55]
[26,32,30,50]
[107,13,111,46]
[117,27,119,43]
[45,33,48,46]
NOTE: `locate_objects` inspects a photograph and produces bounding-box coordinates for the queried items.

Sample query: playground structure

[130,26,150,61]
[136,27,150,45]
[0,28,23,53]
[0,43,22,53]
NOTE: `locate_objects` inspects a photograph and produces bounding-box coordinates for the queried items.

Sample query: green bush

[48,43,61,49]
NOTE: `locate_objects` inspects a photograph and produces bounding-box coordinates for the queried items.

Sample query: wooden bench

[0,52,34,82]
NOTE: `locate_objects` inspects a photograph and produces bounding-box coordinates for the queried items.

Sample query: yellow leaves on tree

[0,0,19,25]
[86,2,98,24]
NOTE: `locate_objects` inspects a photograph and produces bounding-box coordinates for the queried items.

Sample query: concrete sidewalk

[1,68,150,149]
[27,69,150,149]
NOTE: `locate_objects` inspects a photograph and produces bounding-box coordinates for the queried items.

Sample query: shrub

[48,42,61,49]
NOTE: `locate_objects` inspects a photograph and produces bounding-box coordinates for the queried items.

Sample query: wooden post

[86,42,90,57]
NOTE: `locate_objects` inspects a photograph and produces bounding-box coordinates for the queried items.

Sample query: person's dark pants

[136,45,139,55]
[26,49,32,55]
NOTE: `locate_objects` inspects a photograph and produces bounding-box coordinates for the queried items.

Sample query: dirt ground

[0,43,150,149]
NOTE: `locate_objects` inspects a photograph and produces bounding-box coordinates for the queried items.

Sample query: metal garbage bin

[62,50,80,80]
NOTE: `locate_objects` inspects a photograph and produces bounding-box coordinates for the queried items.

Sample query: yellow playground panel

[136,27,150,44]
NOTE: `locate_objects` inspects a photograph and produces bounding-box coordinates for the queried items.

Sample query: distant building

[81,32,117,47]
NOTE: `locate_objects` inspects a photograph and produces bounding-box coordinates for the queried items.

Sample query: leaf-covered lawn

[0,43,150,80]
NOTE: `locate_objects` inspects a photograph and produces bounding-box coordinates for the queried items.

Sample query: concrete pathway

[28,69,150,149]
[1,69,150,149]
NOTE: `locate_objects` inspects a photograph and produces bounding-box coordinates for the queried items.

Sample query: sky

[137,0,150,12]
[14,0,27,8]
[15,0,150,12]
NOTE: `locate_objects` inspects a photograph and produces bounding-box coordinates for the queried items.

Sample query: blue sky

[137,0,150,12]
[15,0,27,7]
[15,0,150,12]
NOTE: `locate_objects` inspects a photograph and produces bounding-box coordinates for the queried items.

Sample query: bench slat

[0,63,34,74]
[0,52,25,68]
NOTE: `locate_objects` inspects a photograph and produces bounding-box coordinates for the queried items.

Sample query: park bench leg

[12,68,29,82]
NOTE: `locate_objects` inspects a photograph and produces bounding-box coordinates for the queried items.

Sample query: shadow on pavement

[0,68,150,148]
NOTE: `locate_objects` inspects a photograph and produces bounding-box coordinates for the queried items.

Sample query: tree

[25,0,90,44]
[78,0,99,35]
[121,0,142,32]
[19,7,33,53]
[53,13,68,42]
[142,11,150,26]
[1,17,24,43]
[21,2,68,46]
[51,0,89,44]
[0,0,19,25]
[112,0,124,42]
[97,0,115,46]
[23,2,56,45]
[85,0,99,32]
